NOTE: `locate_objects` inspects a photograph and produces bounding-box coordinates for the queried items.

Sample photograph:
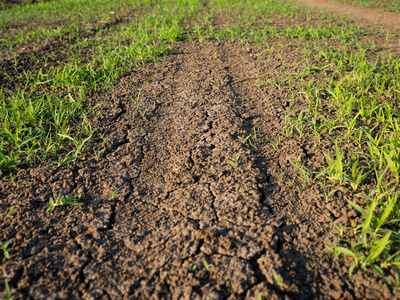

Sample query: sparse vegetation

[46,195,84,212]
[0,239,13,262]
[1,0,400,297]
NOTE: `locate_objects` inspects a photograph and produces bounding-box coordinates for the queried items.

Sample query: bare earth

[294,0,400,31]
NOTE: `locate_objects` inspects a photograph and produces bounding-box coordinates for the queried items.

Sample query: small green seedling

[188,265,197,273]
[93,148,106,162]
[348,158,370,190]
[1,206,14,218]
[226,153,240,169]
[51,155,77,168]
[289,213,298,222]
[125,75,153,117]
[9,174,18,185]
[210,167,216,175]
[271,136,283,149]
[203,258,214,271]
[324,214,345,238]
[0,239,13,262]
[108,187,123,200]
[3,280,14,300]
[239,123,257,149]
[272,270,284,288]
[239,134,252,144]
[46,195,84,212]
[57,134,92,159]
[289,155,311,185]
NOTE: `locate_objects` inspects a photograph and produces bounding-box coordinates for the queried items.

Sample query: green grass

[274,20,400,283]
[0,0,157,52]
[0,0,154,25]
[1,0,203,174]
[1,86,92,171]
[1,0,400,288]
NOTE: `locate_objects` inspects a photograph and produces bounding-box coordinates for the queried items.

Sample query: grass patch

[1,0,204,174]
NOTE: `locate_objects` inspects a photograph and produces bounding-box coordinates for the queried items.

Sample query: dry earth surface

[295,0,400,30]
[1,0,400,299]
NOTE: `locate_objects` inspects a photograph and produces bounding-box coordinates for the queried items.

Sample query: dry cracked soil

[1,1,399,300]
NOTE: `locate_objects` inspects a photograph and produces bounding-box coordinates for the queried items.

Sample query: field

[1,0,400,298]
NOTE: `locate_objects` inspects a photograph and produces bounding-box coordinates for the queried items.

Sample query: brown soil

[294,0,400,31]
[0,0,49,10]
[1,38,395,299]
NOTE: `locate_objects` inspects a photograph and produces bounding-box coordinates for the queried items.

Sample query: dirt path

[293,0,400,31]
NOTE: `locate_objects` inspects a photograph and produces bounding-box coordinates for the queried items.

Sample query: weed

[8,174,18,185]
[322,140,347,185]
[226,153,240,169]
[289,154,311,186]
[0,239,13,262]
[272,270,284,288]
[289,213,298,222]
[271,136,283,149]
[210,166,216,175]
[93,148,106,162]
[239,133,257,149]
[2,280,14,300]
[46,195,84,212]
[202,258,214,271]
[188,265,197,273]
[108,187,122,200]
[1,206,15,218]
[319,180,339,202]
[324,214,346,238]
[57,133,93,159]
[239,134,251,144]
[348,158,371,190]
[125,75,153,118]
[309,262,317,269]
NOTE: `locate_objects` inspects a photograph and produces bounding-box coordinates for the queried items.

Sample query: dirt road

[294,0,400,30]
